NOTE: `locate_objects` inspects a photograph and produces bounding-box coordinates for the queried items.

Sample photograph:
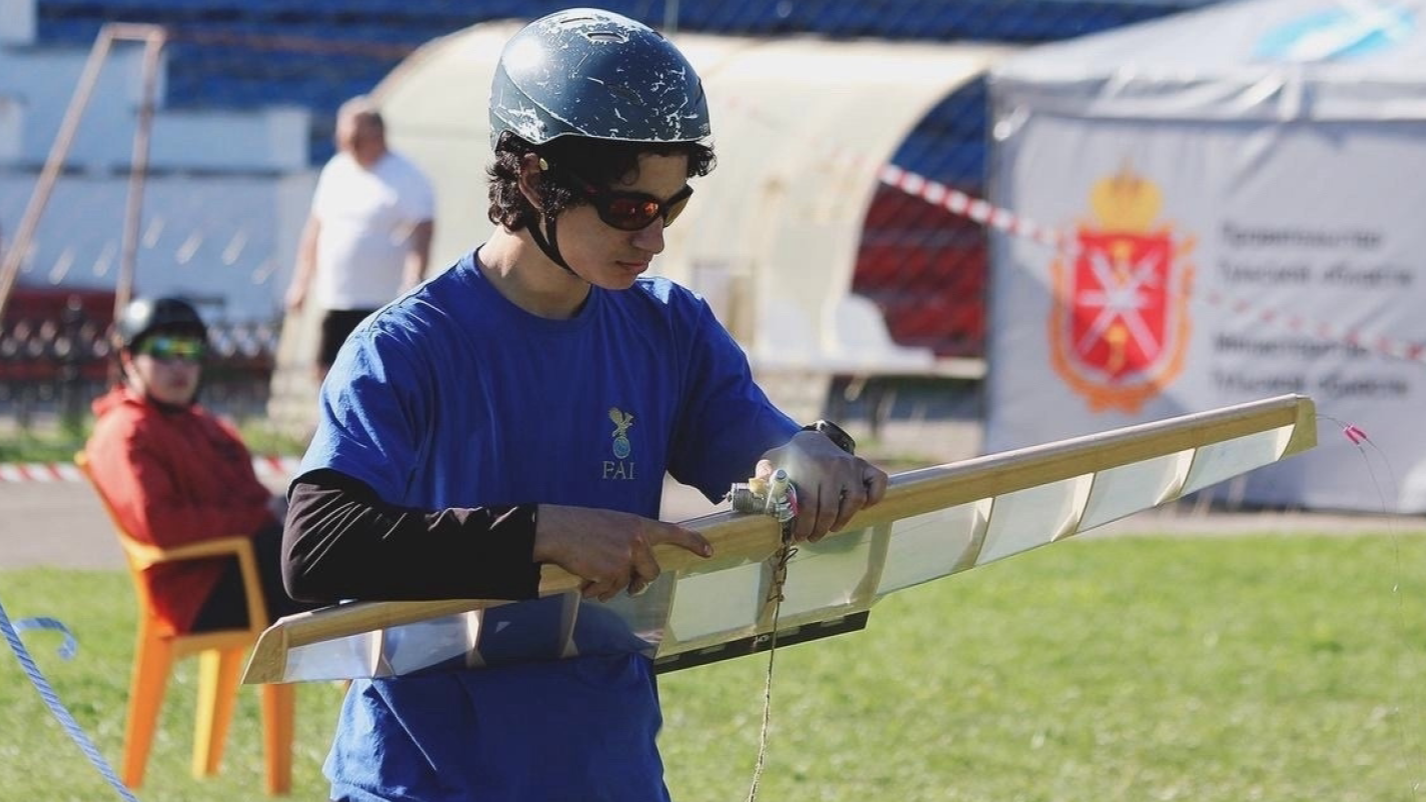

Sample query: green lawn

[0,422,310,467]
[4,531,1425,801]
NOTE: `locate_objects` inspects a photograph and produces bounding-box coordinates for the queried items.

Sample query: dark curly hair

[486,133,716,232]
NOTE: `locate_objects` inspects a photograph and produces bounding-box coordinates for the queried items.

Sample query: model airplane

[242,393,1315,684]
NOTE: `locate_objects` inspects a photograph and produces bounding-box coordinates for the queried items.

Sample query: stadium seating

[31,0,1213,164]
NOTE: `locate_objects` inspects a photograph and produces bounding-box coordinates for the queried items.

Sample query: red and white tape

[874,163,1426,365]
[0,456,301,484]
[877,163,1067,251]
[0,463,83,483]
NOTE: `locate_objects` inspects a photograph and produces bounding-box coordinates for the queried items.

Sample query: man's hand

[287,214,320,312]
[532,505,713,602]
[284,283,307,312]
[758,430,889,543]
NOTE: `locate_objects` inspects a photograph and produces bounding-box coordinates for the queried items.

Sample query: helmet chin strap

[526,213,579,277]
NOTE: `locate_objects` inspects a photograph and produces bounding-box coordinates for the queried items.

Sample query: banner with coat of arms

[986,112,1426,512]
[1048,168,1195,413]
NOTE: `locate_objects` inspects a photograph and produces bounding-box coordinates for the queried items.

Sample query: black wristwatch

[801,419,856,455]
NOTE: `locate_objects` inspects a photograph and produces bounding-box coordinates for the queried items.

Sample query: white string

[1320,413,1424,797]
[743,539,797,802]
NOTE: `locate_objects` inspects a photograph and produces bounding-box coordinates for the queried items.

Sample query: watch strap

[801,419,856,455]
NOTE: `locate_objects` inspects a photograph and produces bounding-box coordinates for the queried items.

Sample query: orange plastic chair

[75,452,294,795]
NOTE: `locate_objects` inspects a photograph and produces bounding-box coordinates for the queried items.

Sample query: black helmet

[115,297,207,349]
[489,8,711,149]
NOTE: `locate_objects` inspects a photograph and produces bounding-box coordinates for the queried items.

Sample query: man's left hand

[756,430,888,543]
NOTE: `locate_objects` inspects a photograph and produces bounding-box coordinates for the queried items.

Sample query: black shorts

[318,308,376,368]
[191,521,320,632]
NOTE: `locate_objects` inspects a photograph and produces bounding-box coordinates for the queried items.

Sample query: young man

[285,95,436,381]
[86,297,316,634]
[282,9,888,801]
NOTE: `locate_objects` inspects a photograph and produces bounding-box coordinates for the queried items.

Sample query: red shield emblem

[1050,227,1193,412]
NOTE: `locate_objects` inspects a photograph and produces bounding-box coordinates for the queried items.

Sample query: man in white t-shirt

[286,96,435,380]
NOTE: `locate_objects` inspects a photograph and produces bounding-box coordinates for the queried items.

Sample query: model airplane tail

[243,394,1315,684]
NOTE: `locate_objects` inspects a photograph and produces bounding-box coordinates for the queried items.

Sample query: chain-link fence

[31,1,1218,161]
[1,0,1224,435]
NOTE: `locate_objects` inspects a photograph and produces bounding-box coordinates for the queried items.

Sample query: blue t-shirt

[301,251,797,802]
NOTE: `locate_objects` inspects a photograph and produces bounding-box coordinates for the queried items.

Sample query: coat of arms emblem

[1050,167,1196,412]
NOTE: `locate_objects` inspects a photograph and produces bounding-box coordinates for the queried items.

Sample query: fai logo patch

[603,407,637,481]
[1050,166,1196,412]
[608,407,635,459]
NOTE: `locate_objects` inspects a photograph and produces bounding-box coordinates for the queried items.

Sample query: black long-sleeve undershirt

[282,469,541,604]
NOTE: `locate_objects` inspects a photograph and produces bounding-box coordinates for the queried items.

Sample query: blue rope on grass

[0,598,141,802]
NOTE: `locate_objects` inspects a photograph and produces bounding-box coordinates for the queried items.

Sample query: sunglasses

[137,336,206,363]
[565,170,694,232]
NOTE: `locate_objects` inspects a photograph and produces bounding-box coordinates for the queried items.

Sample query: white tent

[985,0,1426,511]
[371,21,1007,419]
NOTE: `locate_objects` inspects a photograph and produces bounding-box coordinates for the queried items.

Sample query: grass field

[0,422,309,466]
[3,530,1425,801]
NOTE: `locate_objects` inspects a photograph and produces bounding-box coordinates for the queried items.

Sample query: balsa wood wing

[243,394,1315,684]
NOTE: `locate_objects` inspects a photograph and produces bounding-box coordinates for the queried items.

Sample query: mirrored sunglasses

[137,336,206,363]
[566,171,694,232]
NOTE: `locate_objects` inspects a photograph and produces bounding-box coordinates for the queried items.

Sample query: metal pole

[664,0,680,34]
[116,28,168,318]
[0,26,116,323]
[58,293,86,432]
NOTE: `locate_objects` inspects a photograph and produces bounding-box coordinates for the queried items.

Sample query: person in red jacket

[86,296,317,635]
